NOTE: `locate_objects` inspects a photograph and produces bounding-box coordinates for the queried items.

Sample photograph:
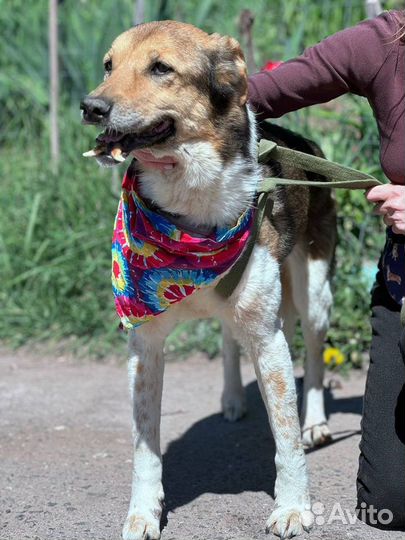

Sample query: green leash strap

[215,140,383,299]
[258,139,383,189]
[214,191,274,299]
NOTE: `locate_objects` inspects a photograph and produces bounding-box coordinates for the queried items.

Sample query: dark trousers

[356,270,405,530]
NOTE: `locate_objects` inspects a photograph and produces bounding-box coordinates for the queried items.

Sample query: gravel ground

[0,348,403,540]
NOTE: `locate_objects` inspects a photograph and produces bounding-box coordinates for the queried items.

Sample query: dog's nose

[80,96,112,123]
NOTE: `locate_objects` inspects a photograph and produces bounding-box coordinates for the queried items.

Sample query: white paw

[221,390,247,421]
[122,514,161,540]
[301,422,331,448]
[266,507,314,539]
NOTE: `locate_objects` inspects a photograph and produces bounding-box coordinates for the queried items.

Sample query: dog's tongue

[133,149,177,170]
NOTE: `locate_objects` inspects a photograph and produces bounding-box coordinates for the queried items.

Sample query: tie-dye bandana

[112,168,254,329]
[381,228,405,306]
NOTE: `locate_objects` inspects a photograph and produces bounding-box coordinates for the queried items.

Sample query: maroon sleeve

[248,12,396,120]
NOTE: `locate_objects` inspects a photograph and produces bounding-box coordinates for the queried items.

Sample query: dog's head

[80,21,249,166]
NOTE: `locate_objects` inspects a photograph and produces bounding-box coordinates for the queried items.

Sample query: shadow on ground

[162,378,363,520]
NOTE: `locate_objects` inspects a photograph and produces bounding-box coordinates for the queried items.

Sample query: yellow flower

[323,347,345,366]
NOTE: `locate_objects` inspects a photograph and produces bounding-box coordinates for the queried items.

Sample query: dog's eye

[150,61,173,76]
[104,59,112,74]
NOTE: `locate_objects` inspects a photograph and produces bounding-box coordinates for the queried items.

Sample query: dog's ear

[207,34,248,111]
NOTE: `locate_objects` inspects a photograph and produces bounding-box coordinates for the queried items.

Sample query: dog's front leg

[122,329,165,540]
[251,327,314,538]
[231,248,313,537]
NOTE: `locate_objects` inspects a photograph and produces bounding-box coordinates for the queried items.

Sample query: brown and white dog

[81,21,336,540]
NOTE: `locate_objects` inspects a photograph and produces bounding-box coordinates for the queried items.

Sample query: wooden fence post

[49,0,60,173]
[239,10,257,75]
[133,0,145,26]
[365,0,383,18]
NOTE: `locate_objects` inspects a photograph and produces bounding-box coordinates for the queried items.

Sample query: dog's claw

[302,422,332,448]
[266,507,314,538]
[122,515,160,540]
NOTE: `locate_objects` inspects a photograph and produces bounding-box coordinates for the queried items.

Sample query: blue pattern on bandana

[381,228,405,305]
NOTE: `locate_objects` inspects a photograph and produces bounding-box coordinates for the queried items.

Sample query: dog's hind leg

[221,322,247,421]
[279,264,298,351]
[122,323,170,540]
[288,247,333,448]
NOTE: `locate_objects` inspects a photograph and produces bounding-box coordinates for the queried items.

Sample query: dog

[81,21,336,540]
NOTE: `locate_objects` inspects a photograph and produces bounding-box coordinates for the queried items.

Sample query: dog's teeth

[82,146,105,157]
[82,149,98,157]
[111,147,126,162]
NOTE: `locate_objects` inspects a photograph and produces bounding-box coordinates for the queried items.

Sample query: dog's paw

[221,389,247,421]
[122,514,161,540]
[266,507,314,539]
[301,422,332,448]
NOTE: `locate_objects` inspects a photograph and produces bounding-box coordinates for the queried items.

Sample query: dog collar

[112,168,254,329]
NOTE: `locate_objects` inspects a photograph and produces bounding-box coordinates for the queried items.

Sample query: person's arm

[248,12,395,120]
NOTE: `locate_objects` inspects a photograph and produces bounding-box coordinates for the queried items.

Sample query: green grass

[1,0,401,363]
[0,114,121,355]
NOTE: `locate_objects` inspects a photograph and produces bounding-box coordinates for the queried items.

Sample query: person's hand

[366,184,405,235]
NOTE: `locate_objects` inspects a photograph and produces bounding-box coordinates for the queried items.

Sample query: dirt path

[0,349,403,540]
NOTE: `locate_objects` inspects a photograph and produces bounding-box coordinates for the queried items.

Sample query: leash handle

[258,139,383,190]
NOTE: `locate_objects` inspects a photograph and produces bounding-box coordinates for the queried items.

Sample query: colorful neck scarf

[381,228,405,306]
[112,168,254,329]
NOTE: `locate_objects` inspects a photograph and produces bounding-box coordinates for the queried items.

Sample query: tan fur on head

[89,21,248,148]
[208,33,248,106]
[83,20,258,227]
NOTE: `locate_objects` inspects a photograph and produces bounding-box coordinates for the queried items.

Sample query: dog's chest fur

[137,109,261,230]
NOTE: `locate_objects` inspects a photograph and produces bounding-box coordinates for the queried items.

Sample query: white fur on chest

[136,107,260,230]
